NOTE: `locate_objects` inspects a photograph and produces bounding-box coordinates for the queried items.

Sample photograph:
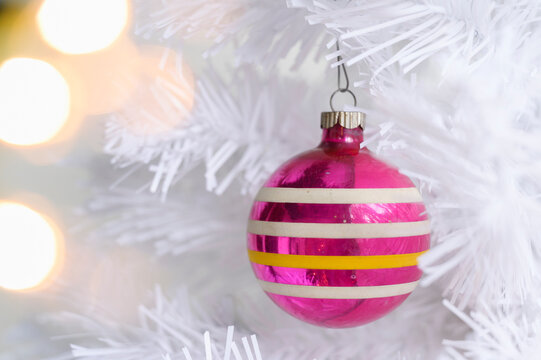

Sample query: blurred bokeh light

[119,45,196,136]
[0,201,61,291]
[0,57,71,146]
[37,0,129,55]
[63,37,140,115]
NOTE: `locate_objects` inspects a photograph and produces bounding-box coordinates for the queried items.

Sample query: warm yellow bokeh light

[0,202,59,291]
[0,58,71,146]
[37,0,129,55]
[119,45,195,136]
[64,38,141,115]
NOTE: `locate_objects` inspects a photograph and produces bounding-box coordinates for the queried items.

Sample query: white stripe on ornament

[247,220,430,239]
[255,187,423,204]
[258,280,419,299]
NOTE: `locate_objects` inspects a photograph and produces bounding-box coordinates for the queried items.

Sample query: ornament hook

[329,89,357,111]
[330,41,357,112]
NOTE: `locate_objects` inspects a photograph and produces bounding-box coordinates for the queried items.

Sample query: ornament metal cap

[320,111,366,129]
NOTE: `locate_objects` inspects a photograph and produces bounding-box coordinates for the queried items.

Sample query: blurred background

[0,0,193,356]
[0,0,118,354]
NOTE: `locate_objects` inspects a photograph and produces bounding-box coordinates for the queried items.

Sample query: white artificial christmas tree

[3,1,541,359]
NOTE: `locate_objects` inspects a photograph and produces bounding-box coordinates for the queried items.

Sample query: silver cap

[320,111,366,129]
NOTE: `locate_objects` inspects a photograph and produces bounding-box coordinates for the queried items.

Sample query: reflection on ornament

[118,45,195,136]
[37,0,129,55]
[247,112,430,328]
[0,57,70,146]
[0,201,62,291]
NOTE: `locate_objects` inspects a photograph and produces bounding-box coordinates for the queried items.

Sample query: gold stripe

[255,187,423,204]
[258,280,419,299]
[248,250,427,270]
[247,220,430,239]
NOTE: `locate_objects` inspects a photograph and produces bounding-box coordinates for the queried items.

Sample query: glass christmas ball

[247,112,430,328]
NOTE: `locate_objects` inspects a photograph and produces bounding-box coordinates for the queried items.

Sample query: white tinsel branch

[72,327,263,360]
[105,53,319,198]
[83,187,248,257]
[46,287,263,360]
[300,0,539,90]
[443,299,541,359]
[134,0,327,70]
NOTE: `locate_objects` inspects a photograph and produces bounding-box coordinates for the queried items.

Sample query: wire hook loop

[330,41,357,111]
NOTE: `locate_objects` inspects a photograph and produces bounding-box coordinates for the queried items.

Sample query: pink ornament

[247,112,430,328]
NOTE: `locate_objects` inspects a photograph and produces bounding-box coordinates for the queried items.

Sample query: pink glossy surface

[247,124,429,328]
[265,126,415,189]
[247,234,430,256]
[266,293,410,328]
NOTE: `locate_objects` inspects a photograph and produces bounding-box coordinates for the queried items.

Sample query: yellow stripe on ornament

[248,249,427,270]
